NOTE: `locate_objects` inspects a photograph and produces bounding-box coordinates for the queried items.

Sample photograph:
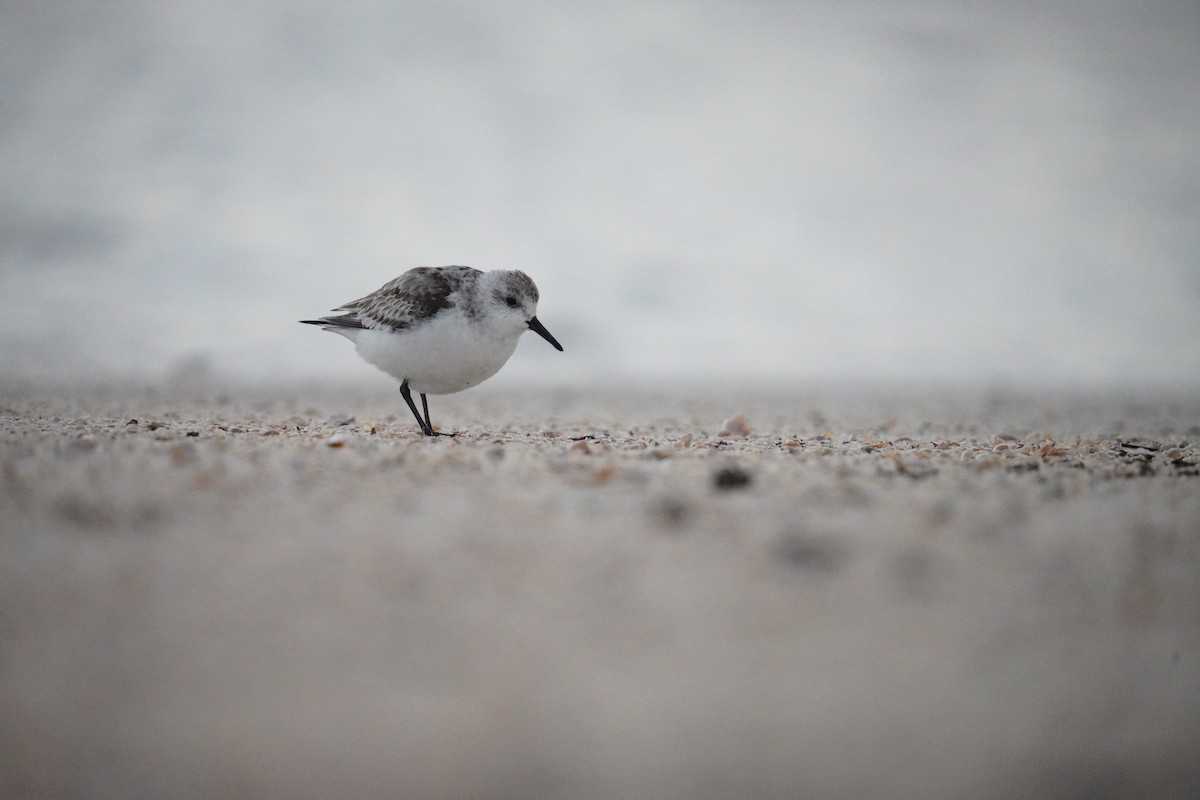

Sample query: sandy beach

[2,378,1198,798]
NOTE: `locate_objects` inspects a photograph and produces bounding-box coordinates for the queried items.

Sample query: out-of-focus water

[2,0,1198,388]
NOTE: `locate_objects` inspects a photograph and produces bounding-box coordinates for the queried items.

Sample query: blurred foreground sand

[2,380,1199,798]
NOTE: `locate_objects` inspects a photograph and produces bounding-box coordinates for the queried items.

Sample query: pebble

[713,464,752,490]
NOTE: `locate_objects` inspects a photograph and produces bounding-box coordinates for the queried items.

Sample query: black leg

[400,380,434,436]
[420,392,456,437]
[420,393,434,433]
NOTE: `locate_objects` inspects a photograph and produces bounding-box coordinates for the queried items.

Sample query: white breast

[351,315,522,395]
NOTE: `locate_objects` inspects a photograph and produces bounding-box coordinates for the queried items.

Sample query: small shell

[719,414,752,437]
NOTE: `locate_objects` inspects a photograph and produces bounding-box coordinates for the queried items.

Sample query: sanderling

[301,266,563,436]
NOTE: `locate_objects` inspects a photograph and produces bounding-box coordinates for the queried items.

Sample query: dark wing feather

[302,267,479,332]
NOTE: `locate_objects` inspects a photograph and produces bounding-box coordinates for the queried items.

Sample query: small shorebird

[302,266,562,436]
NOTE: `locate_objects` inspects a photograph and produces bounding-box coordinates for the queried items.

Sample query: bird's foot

[418,425,456,437]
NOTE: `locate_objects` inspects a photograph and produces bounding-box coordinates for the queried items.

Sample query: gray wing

[303,266,480,332]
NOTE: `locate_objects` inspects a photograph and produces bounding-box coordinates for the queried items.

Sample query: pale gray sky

[2,0,1198,388]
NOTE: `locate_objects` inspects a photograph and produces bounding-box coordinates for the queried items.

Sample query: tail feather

[299,316,362,342]
[299,314,366,329]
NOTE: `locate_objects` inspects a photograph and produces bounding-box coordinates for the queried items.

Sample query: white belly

[349,316,521,395]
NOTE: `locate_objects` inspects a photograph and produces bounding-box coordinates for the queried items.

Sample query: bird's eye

[505,296,518,307]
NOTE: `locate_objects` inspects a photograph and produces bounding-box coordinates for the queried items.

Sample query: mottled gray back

[313,266,482,331]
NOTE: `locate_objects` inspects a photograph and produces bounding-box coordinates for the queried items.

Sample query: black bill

[527,316,564,351]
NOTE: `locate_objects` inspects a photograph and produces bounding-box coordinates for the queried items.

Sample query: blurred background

[2,0,1198,390]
